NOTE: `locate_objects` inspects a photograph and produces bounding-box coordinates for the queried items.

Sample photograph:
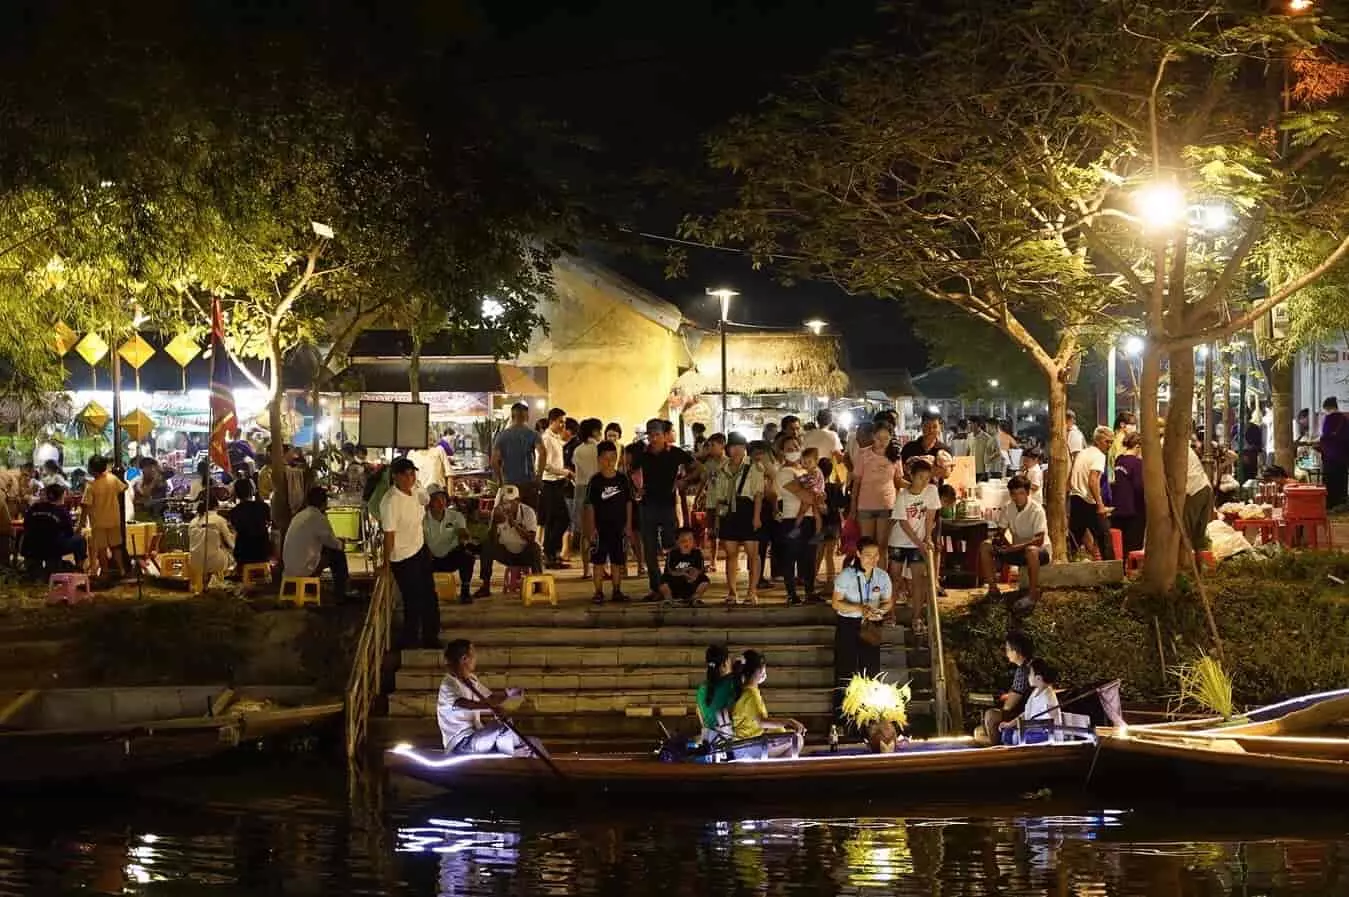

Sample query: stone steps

[395,662,930,693]
[434,625,850,647]
[401,642,909,671]
[388,687,934,719]
[437,602,837,629]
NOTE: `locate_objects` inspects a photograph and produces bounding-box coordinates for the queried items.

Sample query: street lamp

[1134,182,1187,229]
[1123,336,1145,357]
[804,318,828,335]
[988,379,999,389]
[707,288,739,432]
[1289,0,1313,12]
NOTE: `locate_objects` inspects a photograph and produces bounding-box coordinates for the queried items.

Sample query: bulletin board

[358,400,430,449]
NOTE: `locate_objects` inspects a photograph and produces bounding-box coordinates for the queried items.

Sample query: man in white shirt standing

[979,474,1051,609]
[801,409,845,465]
[1065,410,1086,458]
[539,408,573,569]
[570,418,603,579]
[380,457,438,649]
[1067,426,1115,561]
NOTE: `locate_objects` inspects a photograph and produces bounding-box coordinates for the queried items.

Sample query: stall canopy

[340,361,547,395]
[674,331,849,397]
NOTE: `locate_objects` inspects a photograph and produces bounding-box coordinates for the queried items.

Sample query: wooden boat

[1094,688,1349,799]
[386,737,1096,800]
[0,685,343,788]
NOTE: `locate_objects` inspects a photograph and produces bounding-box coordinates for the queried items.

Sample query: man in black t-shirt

[584,441,633,604]
[660,527,709,606]
[900,413,951,480]
[630,418,697,600]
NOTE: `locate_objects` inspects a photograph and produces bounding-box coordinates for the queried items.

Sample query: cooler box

[326,506,363,551]
[1283,484,1327,520]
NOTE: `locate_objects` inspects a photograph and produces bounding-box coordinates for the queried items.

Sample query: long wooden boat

[386,737,1096,800]
[0,685,343,788]
[1094,688,1349,799]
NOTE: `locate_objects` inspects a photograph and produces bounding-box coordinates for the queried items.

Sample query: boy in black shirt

[585,440,633,604]
[659,527,709,606]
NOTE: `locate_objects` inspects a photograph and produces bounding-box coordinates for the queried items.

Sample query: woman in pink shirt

[850,420,904,547]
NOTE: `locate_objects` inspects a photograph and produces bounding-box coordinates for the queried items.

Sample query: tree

[691,0,1349,592]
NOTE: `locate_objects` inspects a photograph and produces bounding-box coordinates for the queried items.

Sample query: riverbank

[945,551,1349,711]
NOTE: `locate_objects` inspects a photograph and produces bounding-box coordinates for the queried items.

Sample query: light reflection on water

[0,767,1346,896]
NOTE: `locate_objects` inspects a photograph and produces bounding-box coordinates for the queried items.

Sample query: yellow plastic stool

[188,566,205,594]
[157,552,190,578]
[520,574,557,607]
[433,572,460,601]
[241,563,272,587]
[279,577,322,607]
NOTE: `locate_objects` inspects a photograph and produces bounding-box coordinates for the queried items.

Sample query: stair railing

[346,572,395,769]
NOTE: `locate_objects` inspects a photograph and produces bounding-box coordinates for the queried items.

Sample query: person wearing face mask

[1107,411,1138,483]
[773,436,820,605]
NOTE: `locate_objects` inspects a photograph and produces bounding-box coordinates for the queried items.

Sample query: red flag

[209,297,238,474]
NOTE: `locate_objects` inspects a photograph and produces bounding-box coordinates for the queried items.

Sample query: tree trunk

[1140,343,1177,592]
[266,337,293,536]
[409,332,422,403]
[1044,371,1070,563]
[1164,348,1197,567]
[1270,357,1295,472]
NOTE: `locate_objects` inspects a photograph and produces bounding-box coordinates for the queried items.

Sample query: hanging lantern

[53,321,78,356]
[164,332,199,391]
[75,332,109,389]
[118,334,155,391]
[78,401,110,434]
[119,408,155,442]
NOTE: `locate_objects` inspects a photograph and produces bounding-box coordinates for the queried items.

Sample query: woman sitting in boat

[731,650,806,759]
[437,639,531,755]
[999,659,1061,745]
[696,644,736,752]
[976,631,1035,745]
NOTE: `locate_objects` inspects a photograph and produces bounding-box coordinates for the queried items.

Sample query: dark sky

[461,0,929,370]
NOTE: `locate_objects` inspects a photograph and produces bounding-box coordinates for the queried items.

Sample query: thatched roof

[675,331,849,397]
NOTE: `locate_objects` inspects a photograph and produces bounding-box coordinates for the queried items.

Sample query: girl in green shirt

[696,645,736,752]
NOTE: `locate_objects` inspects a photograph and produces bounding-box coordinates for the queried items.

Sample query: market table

[941,516,994,588]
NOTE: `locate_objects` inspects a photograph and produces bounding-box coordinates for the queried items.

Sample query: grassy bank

[945,552,1349,711]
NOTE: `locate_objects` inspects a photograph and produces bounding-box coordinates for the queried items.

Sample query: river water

[2,755,1347,896]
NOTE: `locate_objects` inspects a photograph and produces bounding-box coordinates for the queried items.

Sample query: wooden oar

[463,678,565,780]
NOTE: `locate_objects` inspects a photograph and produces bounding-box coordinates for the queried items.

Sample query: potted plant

[841,673,912,753]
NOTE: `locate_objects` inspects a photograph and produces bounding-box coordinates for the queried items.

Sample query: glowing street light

[1123,336,1145,356]
[1196,203,1232,233]
[707,288,739,431]
[1134,182,1187,229]
[1289,0,1313,12]
[804,318,828,335]
[988,379,1000,389]
[481,298,504,320]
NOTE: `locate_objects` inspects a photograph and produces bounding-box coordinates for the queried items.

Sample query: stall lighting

[1134,182,1187,229]
[988,379,999,389]
[481,298,504,320]
[1123,336,1145,357]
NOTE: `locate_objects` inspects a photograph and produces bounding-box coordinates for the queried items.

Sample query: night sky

[461,0,930,371]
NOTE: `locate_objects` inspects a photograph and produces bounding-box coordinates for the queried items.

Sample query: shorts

[856,508,890,522]
[590,530,626,566]
[719,498,759,542]
[91,526,123,554]
[888,546,926,566]
[999,547,1050,567]
[662,572,710,600]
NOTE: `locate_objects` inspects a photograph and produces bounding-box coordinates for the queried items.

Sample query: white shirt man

[1066,417,1086,455]
[801,426,843,463]
[188,507,234,576]
[541,428,568,483]
[496,499,539,554]
[999,497,1051,562]
[380,474,429,563]
[1068,443,1107,503]
[284,503,343,577]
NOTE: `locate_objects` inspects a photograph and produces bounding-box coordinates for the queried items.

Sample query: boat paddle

[463,678,566,780]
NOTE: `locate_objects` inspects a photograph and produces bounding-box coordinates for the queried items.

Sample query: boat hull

[1095,733,1349,800]
[387,740,1094,801]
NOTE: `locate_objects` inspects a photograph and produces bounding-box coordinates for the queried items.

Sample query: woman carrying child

[731,650,806,759]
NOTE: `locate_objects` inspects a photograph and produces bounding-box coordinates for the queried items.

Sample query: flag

[209,297,238,474]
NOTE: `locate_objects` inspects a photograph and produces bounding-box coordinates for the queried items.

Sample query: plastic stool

[433,572,461,601]
[241,563,272,587]
[158,551,191,578]
[503,566,528,594]
[1196,550,1217,572]
[1126,550,1146,574]
[998,565,1019,584]
[47,573,93,605]
[1284,517,1333,549]
[279,577,322,607]
[1110,528,1124,561]
[521,574,558,607]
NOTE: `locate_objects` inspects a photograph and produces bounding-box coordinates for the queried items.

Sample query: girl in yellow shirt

[731,650,805,759]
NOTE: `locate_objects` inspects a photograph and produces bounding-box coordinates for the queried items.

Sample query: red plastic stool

[1126,550,1146,574]
[1110,529,1124,561]
[998,565,1019,584]
[503,566,528,594]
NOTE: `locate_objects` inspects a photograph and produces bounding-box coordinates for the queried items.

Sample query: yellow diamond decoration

[53,321,78,356]
[164,332,200,368]
[118,334,155,369]
[78,401,110,432]
[119,409,155,442]
[75,332,109,366]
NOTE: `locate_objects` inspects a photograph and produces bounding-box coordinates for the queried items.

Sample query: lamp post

[707,288,738,433]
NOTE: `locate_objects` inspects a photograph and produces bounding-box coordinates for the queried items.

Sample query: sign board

[358,400,430,449]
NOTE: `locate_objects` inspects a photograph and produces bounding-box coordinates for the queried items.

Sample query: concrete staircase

[386,602,930,747]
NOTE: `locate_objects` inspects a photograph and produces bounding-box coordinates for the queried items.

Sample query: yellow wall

[517,263,683,433]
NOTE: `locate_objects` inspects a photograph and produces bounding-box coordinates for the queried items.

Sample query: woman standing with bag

[714,433,765,605]
[830,537,893,729]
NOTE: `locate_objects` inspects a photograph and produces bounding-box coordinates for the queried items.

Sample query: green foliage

[948,553,1349,712]
[72,599,255,686]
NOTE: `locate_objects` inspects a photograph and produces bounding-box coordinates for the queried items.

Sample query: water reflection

[0,773,1347,896]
